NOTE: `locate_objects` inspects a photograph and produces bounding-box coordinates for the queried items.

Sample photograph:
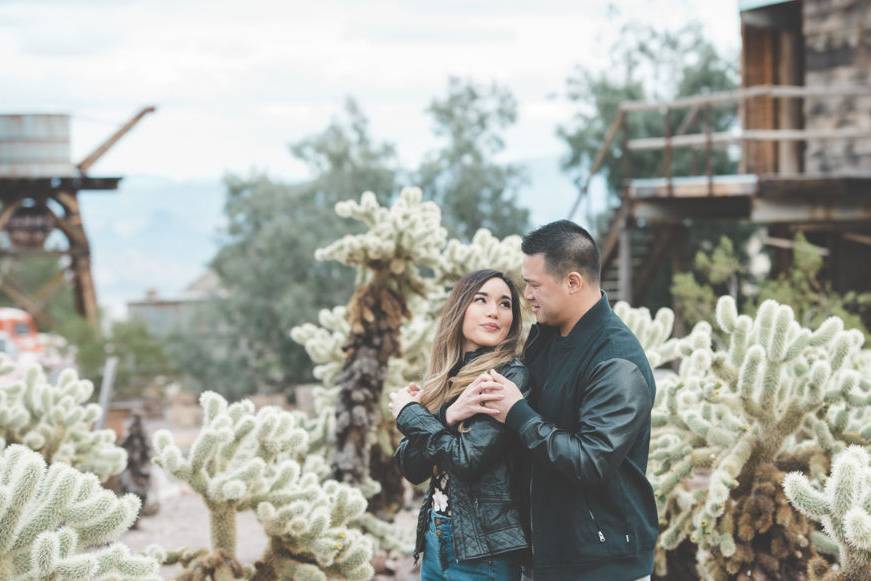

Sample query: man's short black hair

[521,220,600,283]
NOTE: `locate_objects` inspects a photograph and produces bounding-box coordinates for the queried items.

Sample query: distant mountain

[80,160,591,317]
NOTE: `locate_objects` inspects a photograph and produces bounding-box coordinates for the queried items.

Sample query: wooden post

[705,103,714,196]
[664,107,673,197]
[778,28,802,175]
[670,223,689,338]
[618,218,633,305]
[54,191,99,324]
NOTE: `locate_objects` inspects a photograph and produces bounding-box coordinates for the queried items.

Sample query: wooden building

[592,0,871,305]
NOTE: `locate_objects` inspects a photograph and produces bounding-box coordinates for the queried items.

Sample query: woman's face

[461,277,514,353]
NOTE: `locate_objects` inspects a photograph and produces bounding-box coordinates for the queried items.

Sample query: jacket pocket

[476,495,522,533]
[576,491,635,559]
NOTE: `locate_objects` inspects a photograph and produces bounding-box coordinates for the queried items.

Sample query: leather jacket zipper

[529,465,535,559]
[590,509,606,543]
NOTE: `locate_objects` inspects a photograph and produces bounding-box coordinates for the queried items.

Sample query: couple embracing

[388,220,658,581]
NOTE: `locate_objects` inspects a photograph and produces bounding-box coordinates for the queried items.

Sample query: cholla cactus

[785,446,871,580]
[434,229,523,286]
[316,188,447,294]
[616,296,870,578]
[0,444,159,580]
[0,362,127,482]
[152,391,374,581]
[291,189,529,515]
[290,306,349,389]
[614,301,711,368]
[312,189,448,503]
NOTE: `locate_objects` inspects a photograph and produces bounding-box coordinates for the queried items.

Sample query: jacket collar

[560,290,611,341]
[450,345,493,376]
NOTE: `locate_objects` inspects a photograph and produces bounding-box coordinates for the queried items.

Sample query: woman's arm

[396,362,529,480]
[394,435,435,485]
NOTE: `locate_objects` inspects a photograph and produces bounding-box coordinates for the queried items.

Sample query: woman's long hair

[419,269,523,412]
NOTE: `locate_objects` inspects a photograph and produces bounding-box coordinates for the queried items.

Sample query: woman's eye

[500,302,511,309]
[474,297,486,303]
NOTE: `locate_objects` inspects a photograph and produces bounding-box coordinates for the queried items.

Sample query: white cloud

[1,0,740,180]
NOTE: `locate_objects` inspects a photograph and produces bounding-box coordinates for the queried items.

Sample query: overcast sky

[1,0,741,181]
[1,0,742,316]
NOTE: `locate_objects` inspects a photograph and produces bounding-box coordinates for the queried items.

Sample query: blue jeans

[421,512,521,581]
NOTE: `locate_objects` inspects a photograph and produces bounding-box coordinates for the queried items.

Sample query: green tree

[416,77,530,240]
[57,316,175,399]
[756,234,871,337]
[671,236,743,328]
[172,100,400,396]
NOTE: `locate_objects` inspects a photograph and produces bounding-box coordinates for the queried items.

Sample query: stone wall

[803,0,871,174]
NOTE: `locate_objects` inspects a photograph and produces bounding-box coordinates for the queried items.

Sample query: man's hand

[388,383,422,419]
[445,372,503,428]
[474,369,524,423]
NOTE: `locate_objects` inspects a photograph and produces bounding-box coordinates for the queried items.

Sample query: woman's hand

[388,383,423,419]
[445,371,503,428]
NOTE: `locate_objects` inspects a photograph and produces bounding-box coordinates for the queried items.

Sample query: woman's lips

[481,323,501,332]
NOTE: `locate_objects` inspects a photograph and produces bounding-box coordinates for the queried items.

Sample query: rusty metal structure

[575,0,871,305]
[0,107,155,325]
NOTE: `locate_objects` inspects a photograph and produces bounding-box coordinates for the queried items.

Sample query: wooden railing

[567,84,871,217]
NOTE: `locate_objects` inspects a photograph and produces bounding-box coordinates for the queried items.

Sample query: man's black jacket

[394,355,531,563]
[505,293,658,581]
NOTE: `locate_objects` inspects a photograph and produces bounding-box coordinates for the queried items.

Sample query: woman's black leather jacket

[394,355,530,563]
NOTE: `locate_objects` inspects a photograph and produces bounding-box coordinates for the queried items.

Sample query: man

[447,220,658,581]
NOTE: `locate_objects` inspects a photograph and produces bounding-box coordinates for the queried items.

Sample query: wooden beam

[751,198,871,223]
[627,127,871,151]
[764,235,829,255]
[599,204,630,272]
[77,106,156,174]
[843,233,871,247]
[0,177,121,194]
[633,197,752,222]
[620,84,871,113]
[568,110,626,220]
[34,269,69,303]
[0,280,53,326]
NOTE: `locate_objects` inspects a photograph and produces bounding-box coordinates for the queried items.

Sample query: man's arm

[504,358,652,485]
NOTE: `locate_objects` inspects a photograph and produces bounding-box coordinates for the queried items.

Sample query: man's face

[521,253,569,326]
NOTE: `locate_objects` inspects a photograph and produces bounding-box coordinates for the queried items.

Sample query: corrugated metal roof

[739,0,796,11]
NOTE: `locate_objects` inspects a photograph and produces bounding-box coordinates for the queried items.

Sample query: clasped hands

[387,370,523,425]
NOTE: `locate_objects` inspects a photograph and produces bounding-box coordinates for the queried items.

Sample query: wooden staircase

[598,203,681,305]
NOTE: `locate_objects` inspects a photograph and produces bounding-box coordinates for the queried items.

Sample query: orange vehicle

[0,307,43,354]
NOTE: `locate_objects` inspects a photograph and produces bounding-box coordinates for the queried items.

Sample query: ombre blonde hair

[419,269,523,413]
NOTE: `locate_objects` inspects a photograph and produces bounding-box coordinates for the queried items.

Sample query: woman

[389,269,530,581]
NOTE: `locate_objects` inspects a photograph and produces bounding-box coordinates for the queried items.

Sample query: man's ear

[566,271,585,294]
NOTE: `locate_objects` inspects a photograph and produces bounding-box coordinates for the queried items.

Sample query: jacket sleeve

[504,358,652,485]
[394,435,435,485]
[396,363,529,481]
